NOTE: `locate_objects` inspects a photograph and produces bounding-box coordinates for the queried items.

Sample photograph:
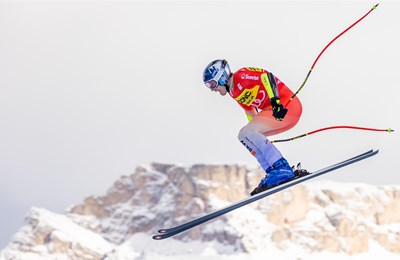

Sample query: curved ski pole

[285,3,379,107]
[271,125,393,143]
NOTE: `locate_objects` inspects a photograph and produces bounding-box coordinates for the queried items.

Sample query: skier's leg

[238,126,282,171]
[251,84,303,136]
[238,122,295,191]
[238,109,301,193]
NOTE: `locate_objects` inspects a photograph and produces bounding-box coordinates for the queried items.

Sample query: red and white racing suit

[229,67,302,171]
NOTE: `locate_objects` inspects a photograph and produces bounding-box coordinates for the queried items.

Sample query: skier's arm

[261,72,280,102]
[261,72,288,121]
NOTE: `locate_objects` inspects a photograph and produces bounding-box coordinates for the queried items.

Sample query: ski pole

[271,125,393,143]
[285,3,379,107]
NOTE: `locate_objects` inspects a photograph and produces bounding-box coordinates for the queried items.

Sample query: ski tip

[370,149,379,156]
[158,229,167,234]
[152,235,163,240]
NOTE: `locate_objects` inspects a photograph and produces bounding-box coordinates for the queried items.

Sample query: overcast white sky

[1,1,399,248]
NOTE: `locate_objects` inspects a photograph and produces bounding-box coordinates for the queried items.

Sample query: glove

[273,105,288,121]
[271,98,288,121]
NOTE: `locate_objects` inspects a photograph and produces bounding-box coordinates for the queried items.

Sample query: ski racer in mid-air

[203,59,303,195]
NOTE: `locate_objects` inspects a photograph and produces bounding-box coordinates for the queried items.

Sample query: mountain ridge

[1,162,400,259]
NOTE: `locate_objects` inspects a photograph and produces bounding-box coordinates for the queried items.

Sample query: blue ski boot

[250,158,295,196]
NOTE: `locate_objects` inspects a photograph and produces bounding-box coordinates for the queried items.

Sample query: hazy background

[1,1,399,248]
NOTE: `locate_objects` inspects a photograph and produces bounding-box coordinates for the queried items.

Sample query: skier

[202,59,303,195]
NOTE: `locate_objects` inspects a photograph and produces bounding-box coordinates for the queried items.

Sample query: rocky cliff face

[1,163,400,260]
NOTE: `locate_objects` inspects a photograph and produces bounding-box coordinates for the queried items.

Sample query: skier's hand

[271,98,287,121]
[272,105,288,121]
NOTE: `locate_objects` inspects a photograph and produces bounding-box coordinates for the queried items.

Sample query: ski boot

[250,158,296,196]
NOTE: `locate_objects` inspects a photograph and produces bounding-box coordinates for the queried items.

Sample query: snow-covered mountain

[1,163,400,260]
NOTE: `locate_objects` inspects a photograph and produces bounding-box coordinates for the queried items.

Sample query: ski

[152,149,379,240]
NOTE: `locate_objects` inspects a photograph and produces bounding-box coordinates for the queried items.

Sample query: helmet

[203,59,231,90]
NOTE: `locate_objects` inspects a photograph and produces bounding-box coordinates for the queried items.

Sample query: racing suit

[229,67,302,171]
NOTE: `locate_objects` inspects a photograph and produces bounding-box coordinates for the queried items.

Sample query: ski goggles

[204,79,219,90]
